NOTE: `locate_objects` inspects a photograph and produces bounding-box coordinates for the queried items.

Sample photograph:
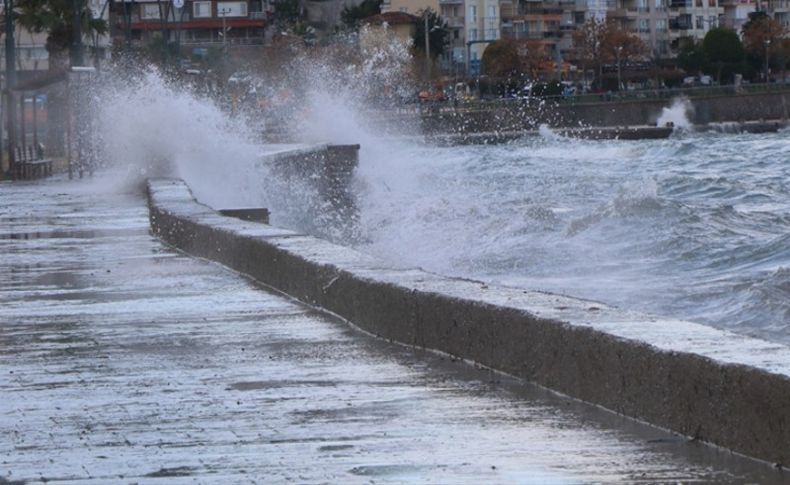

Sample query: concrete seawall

[420,90,790,133]
[148,174,790,467]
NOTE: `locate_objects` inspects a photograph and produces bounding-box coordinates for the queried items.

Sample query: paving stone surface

[0,176,785,483]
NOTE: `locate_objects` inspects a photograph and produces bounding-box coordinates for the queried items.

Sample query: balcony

[127,13,268,30]
[503,29,563,39]
[444,15,465,28]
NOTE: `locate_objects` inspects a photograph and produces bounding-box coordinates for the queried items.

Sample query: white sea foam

[656,97,693,130]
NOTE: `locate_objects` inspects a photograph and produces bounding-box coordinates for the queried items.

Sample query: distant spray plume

[657,97,693,131]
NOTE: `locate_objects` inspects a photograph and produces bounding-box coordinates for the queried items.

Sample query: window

[656,18,667,31]
[709,15,717,27]
[696,15,703,29]
[639,18,649,32]
[488,5,496,17]
[470,5,477,23]
[469,28,477,41]
[399,7,407,12]
[141,3,160,19]
[193,1,211,17]
[218,1,247,16]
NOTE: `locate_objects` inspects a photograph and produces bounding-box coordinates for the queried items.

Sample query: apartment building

[766,0,790,28]
[112,0,271,47]
[465,0,503,71]
[720,0,755,32]
[440,0,468,68]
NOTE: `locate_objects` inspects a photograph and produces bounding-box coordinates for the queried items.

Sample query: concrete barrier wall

[148,177,790,467]
[420,91,790,132]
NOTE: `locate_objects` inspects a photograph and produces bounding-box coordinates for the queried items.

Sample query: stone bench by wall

[147,176,790,467]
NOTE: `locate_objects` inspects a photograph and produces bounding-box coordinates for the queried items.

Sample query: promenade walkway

[0,176,782,483]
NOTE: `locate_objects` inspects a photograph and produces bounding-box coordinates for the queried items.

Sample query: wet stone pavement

[0,176,785,484]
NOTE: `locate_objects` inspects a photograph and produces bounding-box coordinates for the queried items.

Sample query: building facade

[112,0,271,48]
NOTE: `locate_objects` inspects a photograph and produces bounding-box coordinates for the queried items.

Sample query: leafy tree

[272,0,303,31]
[413,8,449,59]
[676,39,705,74]
[341,0,382,29]
[520,40,551,79]
[572,17,608,86]
[742,12,787,81]
[481,39,521,78]
[702,28,744,83]
[572,18,645,89]
[16,0,107,68]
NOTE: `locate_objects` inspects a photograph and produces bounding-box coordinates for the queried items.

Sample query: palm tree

[14,0,106,157]
[16,0,107,70]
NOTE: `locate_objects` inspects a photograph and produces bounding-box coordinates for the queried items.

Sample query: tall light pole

[616,46,622,91]
[219,7,231,46]
[5,0,17,176]
[764,39,771,83]
[424,10,430,84]
[72,0,84,66]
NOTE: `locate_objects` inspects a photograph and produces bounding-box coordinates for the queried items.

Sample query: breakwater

[418,89,790,134]
[147,146,790,467]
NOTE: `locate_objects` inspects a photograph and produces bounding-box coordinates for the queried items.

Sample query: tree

[341,0,382,29]
[572,17,608,87]
[413,8,449,59]
[272,0,303,31]
[520,40,551,80]
[16,0,107,69]
[481,39,521,78]
[742,12,787,81]
[702,28,744,83]
[572,18,645,89]
[16,0,107,157]
[676,38,705,75]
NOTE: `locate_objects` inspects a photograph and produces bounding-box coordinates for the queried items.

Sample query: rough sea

[353,129,790,344]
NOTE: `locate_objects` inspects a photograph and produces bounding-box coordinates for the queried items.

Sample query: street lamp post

[219,7,231,46]
[616,46,623,91]
[764,39,771,83]
[4,0,17,177]
[424,11,431,84]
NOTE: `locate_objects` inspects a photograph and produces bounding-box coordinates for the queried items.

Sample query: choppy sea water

[352,130,790,344]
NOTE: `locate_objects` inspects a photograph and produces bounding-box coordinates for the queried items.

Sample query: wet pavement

[1,176,785,484]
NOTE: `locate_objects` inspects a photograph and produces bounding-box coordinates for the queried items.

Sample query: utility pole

[424,10,430,84]
[72,0,84,66]
[5,0,17,177]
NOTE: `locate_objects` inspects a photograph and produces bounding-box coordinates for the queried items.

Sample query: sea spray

[657,97,693,130]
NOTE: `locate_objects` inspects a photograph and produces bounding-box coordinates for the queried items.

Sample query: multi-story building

[381,0,441,14]
[720,0,755,32]
[666,0,724,49]
[464,0,503,71]
[766,0,790,28]
[112,0,270,48]
[440,0,468,69]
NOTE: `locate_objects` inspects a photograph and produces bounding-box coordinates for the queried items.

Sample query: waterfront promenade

[0,175,783,483]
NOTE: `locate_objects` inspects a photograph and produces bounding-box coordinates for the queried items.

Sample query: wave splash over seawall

[352,132,790,345]
[86,57,790,347]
